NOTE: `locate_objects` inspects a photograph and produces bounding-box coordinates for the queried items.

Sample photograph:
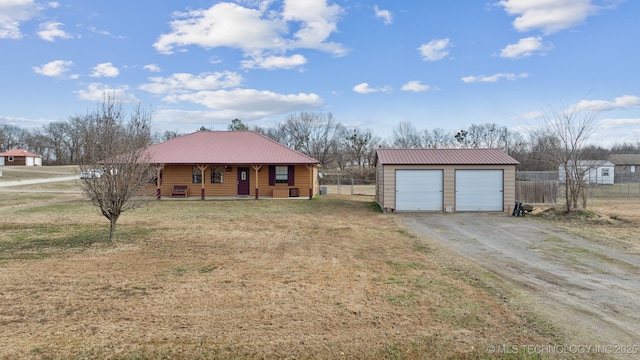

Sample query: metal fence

[319,178,376,196]
[587,183,640,197]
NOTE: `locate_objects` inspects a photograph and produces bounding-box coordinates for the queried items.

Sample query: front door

[237,167,250,196]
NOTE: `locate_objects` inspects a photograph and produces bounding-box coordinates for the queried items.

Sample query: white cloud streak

[374,5,392,25]
[37,21,71,42]
[140,72,243,94]
[90,63,119,78]
[0,0,40,39]
[497,0,602,34]
[575,95,640,111]
[75,83,139,103]
[461,73,529,83]
[401,81,431,92]
[153,0,346,62]
[32,60,74,77]
[143,64,161,73]
[163,88,323,113]
[418,38,450,61]
[500,36,550,59]
[240,54,307,70]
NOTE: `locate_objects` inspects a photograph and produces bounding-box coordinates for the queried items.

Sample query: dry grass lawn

[1,188,564,359]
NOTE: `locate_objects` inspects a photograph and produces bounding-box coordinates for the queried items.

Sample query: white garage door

[456,170,503,211]
[396,170,443,211]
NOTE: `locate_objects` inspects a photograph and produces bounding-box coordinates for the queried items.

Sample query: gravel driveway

[400,213,640,356]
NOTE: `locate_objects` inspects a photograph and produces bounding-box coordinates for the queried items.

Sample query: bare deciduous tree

[536,103,602,212]
[391,121,421,148]
[79,96,155,241]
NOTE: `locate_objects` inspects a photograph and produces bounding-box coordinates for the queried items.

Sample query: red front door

[237,167,250,196]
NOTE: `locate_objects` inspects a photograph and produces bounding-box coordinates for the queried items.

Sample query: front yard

[0,189,562,359]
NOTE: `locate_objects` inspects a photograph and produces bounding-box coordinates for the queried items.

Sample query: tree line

[2,110,639,176]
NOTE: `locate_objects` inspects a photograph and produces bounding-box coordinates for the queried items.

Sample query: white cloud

[90,62,119,78]
[163,88,323,113]
[599,117,640,129]
[374,5,392,25]
[500,36,551,59]
[37,21,71,42]
[575,95,640,111]
[75,83,139,103]
[401,81,431,92]
[153,1,346,59]
[240,54,307,70]
[32,60,74,77]
[143,64,161,73]
[520,110,545,120]
[48,2,59,8]
[461,72,529,83]
[497,0,605,34]
[140,71,243,94]
[418,38,450,61]
[353,83,377,94]
[0,0,40,39]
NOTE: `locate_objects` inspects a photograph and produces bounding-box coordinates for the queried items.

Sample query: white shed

[559,160,615,185]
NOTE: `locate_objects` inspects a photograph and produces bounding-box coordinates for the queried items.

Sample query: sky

[1,0,639,147]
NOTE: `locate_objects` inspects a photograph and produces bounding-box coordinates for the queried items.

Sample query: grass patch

[0,193,567,359]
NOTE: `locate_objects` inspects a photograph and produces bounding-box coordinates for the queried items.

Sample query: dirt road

[401,213,640,358]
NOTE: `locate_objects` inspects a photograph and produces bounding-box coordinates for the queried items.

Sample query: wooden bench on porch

[170,184,189,198]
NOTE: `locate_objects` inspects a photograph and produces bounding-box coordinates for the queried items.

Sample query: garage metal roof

[376,148,519,165]
[145,131,319,165]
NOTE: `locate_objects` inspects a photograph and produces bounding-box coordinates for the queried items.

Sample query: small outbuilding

[0,149,43,166]
[558,160,615,185]
[375,148,518,212]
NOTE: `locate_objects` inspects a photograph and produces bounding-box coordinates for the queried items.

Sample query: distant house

[0,149,43,166]
[608,154,640,174]
[144,131,320,199]
[558,160,614,185]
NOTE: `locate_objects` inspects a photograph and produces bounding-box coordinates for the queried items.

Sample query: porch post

[155,164,164,200]
[307,165,314,199]
[252,165,262,199]
[198,165,208,200]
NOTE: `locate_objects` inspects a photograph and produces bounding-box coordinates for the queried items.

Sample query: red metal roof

[145,131,319,165]
[0,149,42,157]
[376,148,519,165]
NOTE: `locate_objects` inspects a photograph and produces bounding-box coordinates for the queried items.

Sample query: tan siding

[381,164,516,212]
[155,164,317,198]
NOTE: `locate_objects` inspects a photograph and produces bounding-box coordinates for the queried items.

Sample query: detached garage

[375,148,519,213]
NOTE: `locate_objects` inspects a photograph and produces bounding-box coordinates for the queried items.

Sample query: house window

[192,166,202,184]
[210,167,224,184]
[275,166,288,184]
[602,168,610,177]
[8,156,14,162]
[631,165,636,173]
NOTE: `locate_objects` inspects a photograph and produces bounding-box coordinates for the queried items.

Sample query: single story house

[558,160,614,185]
[375,148,518,212]
[144,131,320,199]
[0,149,43,166]
[609,154,640,178]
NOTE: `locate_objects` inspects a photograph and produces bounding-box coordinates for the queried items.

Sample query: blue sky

[1,0,639,146]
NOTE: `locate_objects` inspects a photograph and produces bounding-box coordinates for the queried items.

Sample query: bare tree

[343,128,373,168]
[391,121,421,148]
[79,96,155,241]
[277,112,346,167]
[536,103,601,212]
